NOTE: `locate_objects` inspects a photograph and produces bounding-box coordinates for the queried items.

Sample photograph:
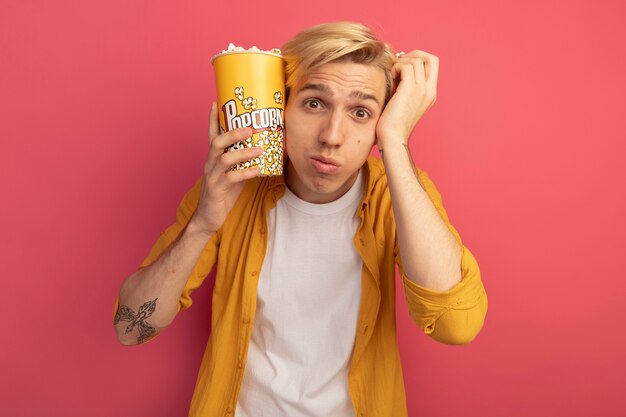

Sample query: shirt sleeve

[113,177,220,321]
[398,169,488,345]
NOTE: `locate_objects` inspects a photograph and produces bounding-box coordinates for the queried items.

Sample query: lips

[310,155,340,174]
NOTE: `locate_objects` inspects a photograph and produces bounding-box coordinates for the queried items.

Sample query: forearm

[382,143,462,291]
[114,218,214,345]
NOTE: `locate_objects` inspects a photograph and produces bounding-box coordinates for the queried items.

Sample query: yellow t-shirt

[114,156,488,417]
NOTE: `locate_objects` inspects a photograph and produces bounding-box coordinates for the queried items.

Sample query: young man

[114,22,487,417]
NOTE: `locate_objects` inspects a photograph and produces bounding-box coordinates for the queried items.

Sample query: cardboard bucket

[211,46,285,176]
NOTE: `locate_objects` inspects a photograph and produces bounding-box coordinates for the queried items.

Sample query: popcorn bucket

[211,45,285,176]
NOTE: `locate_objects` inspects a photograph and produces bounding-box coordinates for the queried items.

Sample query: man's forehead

[298,82,382,109]
[294,62,386,108]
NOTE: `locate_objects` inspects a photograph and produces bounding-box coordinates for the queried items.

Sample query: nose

[319,109,345,147]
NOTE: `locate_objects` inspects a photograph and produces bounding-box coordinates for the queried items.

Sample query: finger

[391,64,399,81]
[399,50,439,87]
[397,54,425,85]
[210,126,253,154]
[398,49,433,60]
[209,102,219,141]
[207,127,253,169]
[425,55,439,92]
[392,62,416,90]
[219,145,264,169]
[413,57,426,86]
[225,166,262,183]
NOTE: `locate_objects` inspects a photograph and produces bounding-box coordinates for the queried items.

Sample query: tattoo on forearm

[114,298,158,344]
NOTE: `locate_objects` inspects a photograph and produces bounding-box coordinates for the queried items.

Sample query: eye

[352,107,371,120]
[303,98,323,110]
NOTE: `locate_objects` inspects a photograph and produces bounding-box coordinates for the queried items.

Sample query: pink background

[1,0,625,416]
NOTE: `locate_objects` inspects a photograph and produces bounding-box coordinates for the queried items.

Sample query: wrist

[377,134,408,151]
[186,215,216,240]
[378,140,411,160]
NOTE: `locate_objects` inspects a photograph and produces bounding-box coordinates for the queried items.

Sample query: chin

[309,178,334,193]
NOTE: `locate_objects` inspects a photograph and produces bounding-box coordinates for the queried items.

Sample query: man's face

[284,61,387,204]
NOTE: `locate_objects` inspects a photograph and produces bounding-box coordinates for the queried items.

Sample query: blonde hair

[281,22,395,104]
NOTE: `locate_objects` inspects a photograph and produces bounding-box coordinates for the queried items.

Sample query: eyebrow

[299,83,381,109]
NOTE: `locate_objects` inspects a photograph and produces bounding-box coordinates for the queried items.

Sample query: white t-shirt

[235,169,364,417]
